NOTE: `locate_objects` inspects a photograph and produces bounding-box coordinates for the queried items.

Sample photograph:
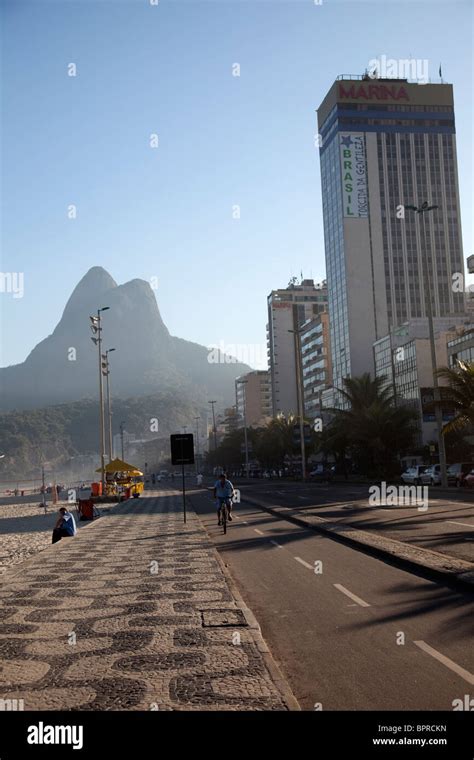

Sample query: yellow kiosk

[95,458,144,499]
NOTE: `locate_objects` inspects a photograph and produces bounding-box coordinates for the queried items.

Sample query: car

[447,462,473,487]
[309,464,333,483]
[400,465,430,485]
[462,469,474,488]
[424,464,442,486]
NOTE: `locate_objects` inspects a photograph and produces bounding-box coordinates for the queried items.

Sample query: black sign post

[170,434,195,523]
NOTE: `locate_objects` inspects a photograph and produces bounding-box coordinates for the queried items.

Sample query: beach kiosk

[78,458,144,521]
[95,458,145,499]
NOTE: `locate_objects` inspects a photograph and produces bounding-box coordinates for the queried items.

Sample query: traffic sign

[170,434,195,465]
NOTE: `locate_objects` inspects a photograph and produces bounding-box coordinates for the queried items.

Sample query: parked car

[424,464,442,486]
[400,465,429,485]
[447,462,473,487]
[462,468,474,488]
[309,464,333,483]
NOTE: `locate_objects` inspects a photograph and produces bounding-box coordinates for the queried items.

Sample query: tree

[436,361,474,435]
[326,374,417,478]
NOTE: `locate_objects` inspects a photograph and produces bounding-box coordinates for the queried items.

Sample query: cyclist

[213,473,234,525]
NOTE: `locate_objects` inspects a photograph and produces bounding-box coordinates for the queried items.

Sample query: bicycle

[218,498,231,534]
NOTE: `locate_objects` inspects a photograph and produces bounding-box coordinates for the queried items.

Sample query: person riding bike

[213,473,234,526]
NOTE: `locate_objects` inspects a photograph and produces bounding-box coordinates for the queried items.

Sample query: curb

[189,497,300,711]
[242,496,474,594]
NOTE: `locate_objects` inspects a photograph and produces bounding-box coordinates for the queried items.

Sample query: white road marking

[294,556,313,570]
[446,520,474,529]
[270,540,283,549]
[254,528,264,535]
[414,641,474,685]
[242,520,249,525]
[333,583,371,608]
[297,496,309,500]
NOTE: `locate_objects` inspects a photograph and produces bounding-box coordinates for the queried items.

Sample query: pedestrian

[52,506,77,544]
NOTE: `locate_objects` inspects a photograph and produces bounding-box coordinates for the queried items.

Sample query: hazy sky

[1,0,473,368]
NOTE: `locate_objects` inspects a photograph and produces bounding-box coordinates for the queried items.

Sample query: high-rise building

[300,312,332,419]
[267,279,328,416]
[374,320,461,445]
[235,370,272,428]
[223,406,240,435]
[317,75,466,400]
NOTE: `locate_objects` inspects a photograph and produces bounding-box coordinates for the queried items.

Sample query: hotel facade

[317,76,466,401]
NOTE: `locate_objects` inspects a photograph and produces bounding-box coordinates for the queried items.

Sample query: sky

[1,0,473,369]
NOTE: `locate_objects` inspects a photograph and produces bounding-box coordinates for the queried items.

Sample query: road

[229,480,474,563]
[187,484,474,710]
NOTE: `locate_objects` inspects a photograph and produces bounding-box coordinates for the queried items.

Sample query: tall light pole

[194,416,201,474]
[208,400,217,451]
[102,348,116,463]
[90,307,109,493]
[289,327,306,480]
[405,202,448,487]
[236,380,250,478]
[120,421,125,461]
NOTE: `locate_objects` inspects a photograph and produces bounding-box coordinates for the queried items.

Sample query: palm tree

[256,413,297,468]
[436,361,474,435]
[326,374,417,477]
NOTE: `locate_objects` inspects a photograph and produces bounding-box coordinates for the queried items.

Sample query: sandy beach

[0,497,118,576]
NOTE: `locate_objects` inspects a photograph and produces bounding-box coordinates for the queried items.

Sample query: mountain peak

[61,267,117,317]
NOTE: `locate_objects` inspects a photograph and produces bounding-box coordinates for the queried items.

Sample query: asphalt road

[226,480,474,563]
[187,485,474,711]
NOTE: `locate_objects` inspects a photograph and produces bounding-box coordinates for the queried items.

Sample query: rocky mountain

[0,267,250,411]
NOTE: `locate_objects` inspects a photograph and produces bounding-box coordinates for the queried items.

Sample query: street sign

[170,434,195,525]
[170,434,195,465]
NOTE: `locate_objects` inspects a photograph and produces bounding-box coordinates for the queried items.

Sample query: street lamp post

[208,400,217,451]
[236,380,250,478]
[41,464,46,513]
[120,421,125,460]
[90,307,109,493]
[289,327,306,481]
[102,348,116,463]
[405,202,448,488]
[194,416,201,474]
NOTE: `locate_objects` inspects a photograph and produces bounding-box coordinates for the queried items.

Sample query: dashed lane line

[270,540,284,549]
[294,556,314,570]
[333,583,371,608]
[254,528,265,536]
[414,641,474,685]
[445,520,474,529]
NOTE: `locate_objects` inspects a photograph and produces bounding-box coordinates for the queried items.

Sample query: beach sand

[0,498,118,575]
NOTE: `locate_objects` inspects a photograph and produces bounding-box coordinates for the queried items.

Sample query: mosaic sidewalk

[0,492,298,711]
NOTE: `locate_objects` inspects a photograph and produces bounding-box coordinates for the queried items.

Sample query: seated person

[52,507,77,544]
